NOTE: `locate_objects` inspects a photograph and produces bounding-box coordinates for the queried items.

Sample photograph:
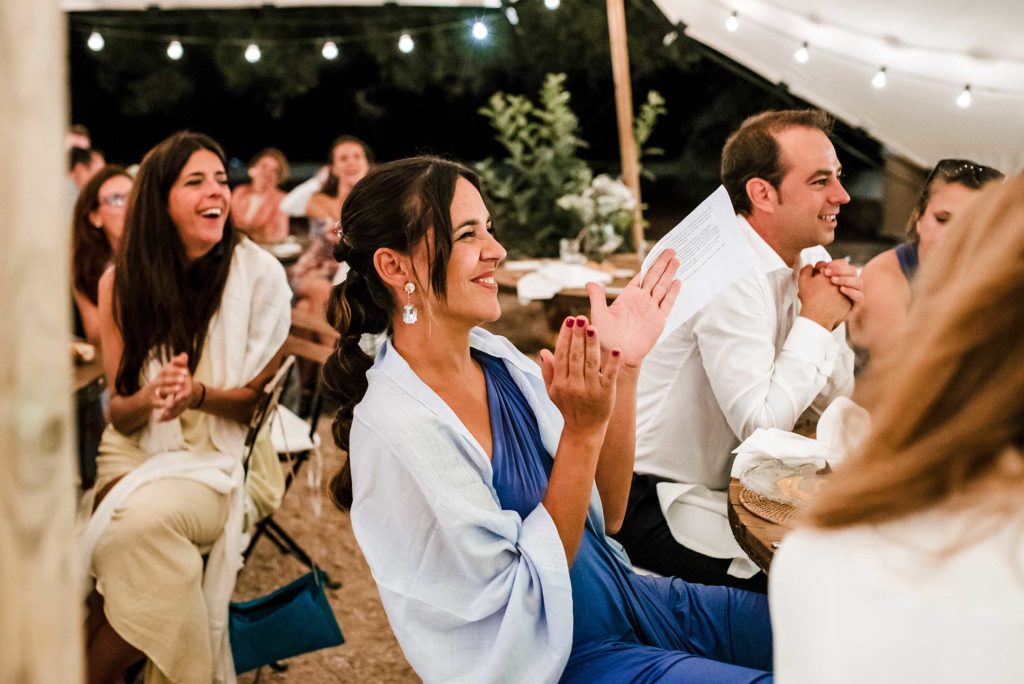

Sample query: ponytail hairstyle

[114,131,237,395]
[325,156,482,510]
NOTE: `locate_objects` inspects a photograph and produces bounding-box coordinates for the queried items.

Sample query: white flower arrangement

[556,174,636,259]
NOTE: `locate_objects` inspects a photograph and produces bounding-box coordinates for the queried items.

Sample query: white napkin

[730,397,871,477]
[503,259,543,272]
[515,263,612,303]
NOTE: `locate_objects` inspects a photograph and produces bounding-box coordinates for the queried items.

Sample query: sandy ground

[232,294,550,682]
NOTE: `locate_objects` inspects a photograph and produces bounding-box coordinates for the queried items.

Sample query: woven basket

[739,487,799,526]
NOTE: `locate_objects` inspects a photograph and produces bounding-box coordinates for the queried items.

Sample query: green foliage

[635,90,667,180]
[477,74,666,258]
[475,74,592,258]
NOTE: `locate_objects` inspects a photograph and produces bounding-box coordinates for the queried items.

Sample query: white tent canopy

[653,0,1024,172]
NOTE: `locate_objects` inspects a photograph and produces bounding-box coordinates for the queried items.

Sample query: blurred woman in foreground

[772,175,1024,683]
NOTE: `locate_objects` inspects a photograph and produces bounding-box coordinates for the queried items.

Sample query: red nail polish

[587,329,594,337]
[565,318,574,328]
[575,318,586,327]
[612,350,620,357]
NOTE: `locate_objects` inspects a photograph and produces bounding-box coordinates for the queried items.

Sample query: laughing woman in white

[771,175,1024,683]
[322,157,775,683]
[84,132,291,684]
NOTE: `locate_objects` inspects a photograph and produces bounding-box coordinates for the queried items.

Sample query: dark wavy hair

[325,156,481,509]
[113,131,238,395]
[721,109,834,215]
[72,165,131,304]
[320,135,374,198]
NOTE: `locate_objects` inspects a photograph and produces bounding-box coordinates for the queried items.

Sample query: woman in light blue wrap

[322,156,773,683]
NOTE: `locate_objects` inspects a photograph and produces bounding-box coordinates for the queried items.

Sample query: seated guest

[69,146,106,191]
[614,110,862,592]
[325,156,773,683]
[850,158,1003,364]
[771,174,1024,684]
[290,136,373,322]
[305,135,372,222]
[72,165,132,343]
[82,132,291,683]
[229,147,290,243]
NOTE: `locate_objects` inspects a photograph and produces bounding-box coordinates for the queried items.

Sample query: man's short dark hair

[68,146,93,172]
[720,109,834,215]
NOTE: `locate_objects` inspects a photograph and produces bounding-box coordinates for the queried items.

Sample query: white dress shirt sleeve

[348,411,574,684]
[278,175,322,217]
[693,277,843,441]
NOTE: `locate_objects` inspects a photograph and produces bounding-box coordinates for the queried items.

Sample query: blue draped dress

[476,349,773,683]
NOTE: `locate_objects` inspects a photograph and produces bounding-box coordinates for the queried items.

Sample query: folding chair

[244,312,341,589]
[243,355,296,474]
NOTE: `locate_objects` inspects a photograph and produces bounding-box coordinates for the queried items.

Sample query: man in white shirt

[613,110,861,592]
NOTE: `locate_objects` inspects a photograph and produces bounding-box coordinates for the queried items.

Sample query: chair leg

[263,518,341,589]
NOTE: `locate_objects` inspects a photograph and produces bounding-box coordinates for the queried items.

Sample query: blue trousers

[561,576,773,683]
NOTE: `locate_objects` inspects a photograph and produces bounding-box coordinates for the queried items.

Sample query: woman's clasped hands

[148,352,198,422]
[540,316,623,436]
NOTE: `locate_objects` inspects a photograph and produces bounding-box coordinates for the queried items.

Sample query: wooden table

[495,254,640,333]
[727,478,791,574]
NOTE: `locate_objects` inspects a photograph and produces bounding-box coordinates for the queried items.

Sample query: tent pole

[0,1,84,681]
[606,0,644,254]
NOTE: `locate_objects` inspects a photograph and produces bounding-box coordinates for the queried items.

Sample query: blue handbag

[229,569,344,673]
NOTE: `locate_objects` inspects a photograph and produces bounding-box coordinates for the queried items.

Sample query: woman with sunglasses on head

[82,132,292,683]
[72,165,133,344]
[850,158,1003,365]
[325,156,774,683]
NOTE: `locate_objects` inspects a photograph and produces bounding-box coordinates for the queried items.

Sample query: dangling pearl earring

[402,282,418,325]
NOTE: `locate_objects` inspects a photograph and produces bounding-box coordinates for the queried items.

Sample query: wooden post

[606,0,644,253]
[0,1,84,682]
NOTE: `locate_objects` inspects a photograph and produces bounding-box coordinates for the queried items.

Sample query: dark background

[69,0,885,239]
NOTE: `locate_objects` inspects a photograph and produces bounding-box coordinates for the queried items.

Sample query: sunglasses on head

[925,159,1003,188]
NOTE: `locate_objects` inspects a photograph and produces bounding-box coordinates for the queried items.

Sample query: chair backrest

[244,355,296,472]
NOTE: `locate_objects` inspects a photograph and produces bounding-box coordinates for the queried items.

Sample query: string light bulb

[794,42,809,64]
[244,43,261,63]
[662,31,678,47]
[471,21,488,41]
[322,40,339,60]
[87,31,105,51]
[726,12,739,32]
[167,40,184,60]
[957,85,972,108]
[544,0,560,9]
[871,67,887,89]
[398,33,414,54]
[505,7,519,26]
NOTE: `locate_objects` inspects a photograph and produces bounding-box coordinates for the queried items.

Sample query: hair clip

[333,220,344,240]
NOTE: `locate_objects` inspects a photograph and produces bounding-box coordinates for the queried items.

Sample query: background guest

[290,135,374,323]
[230,147,291,243]
[771,175,1024,684]
[851,158,1004,364]
[71,165,133,344]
